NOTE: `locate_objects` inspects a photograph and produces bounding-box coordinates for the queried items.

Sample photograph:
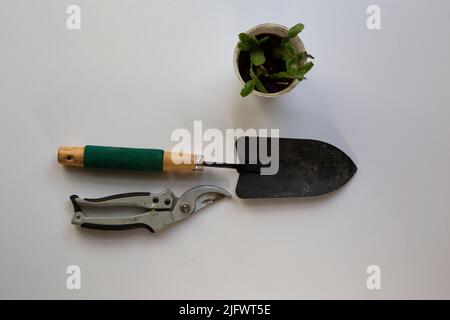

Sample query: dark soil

[237,33,293,93]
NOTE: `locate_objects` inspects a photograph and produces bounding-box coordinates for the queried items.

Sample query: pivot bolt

[180,203,191,213]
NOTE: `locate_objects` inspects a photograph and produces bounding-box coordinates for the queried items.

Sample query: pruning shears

[70,185,231,233]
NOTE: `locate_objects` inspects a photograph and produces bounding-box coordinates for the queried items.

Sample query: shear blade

[177,185,232,214]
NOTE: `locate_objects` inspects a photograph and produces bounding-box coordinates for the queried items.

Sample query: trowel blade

[235,137,357,198]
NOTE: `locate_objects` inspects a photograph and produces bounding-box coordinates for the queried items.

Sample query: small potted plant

[234,23,314,97]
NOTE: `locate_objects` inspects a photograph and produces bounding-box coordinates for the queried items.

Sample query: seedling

[237,23,314,97]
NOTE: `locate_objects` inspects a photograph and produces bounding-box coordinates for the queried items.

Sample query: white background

[1,0,449,299]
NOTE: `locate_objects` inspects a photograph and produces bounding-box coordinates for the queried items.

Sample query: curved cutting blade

[172,185,232,222]
[235,137,357,199]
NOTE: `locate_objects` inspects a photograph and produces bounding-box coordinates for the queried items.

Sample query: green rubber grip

[84,145,164,172]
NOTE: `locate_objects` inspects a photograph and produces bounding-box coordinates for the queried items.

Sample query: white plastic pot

[233,23,306,98]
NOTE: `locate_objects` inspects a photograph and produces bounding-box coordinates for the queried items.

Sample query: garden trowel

[233,137,356,198]
[58,137,356,199]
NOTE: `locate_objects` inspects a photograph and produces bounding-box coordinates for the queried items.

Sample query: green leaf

[247,36,260,49]
[286,58,300,74]
[269,71,306,80]
[297,51,315,61]
[287,23,304,38]
[281,42,295,61]
[239,33,251,42]
[250,48,265,66]
[258,36,270,45]
[285,56,314,76]
[238,42,250,51]
[239,33,260,51]
[240,79,256,97]
[296,61,314,75]
[269,71,294,79]
[249,66,268,93]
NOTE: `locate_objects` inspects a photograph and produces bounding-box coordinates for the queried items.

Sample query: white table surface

[1,0,449,299]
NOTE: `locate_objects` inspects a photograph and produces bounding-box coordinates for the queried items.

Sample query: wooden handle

[57,146,198,171]
[58,146,84,166]
[163,151,196,171]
